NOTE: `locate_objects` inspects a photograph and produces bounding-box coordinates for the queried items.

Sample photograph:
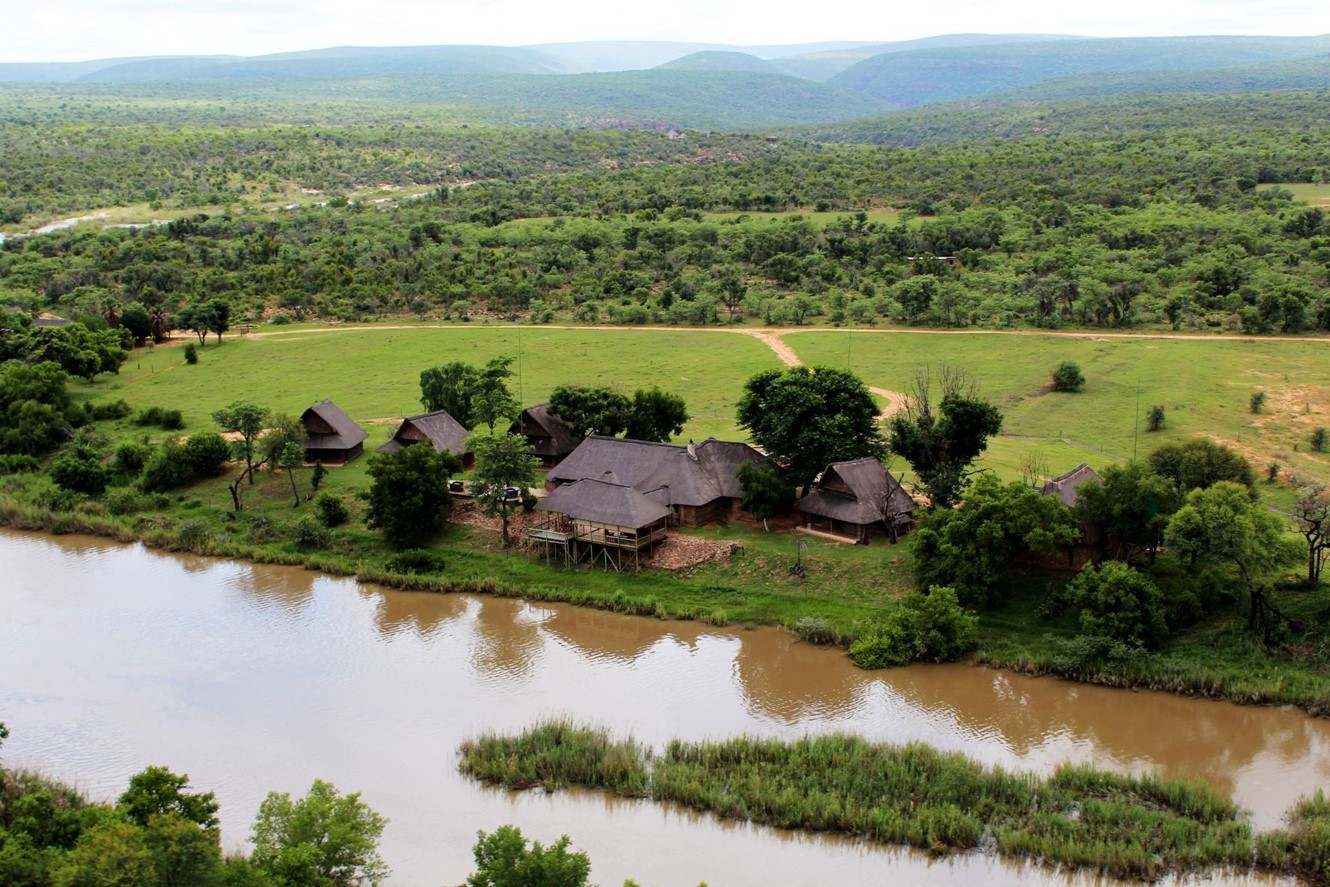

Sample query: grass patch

[460,722,1265,882]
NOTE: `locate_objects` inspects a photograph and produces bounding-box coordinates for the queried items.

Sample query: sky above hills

[7,0,1330,63]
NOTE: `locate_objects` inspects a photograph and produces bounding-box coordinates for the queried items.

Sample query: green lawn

[787,330,1330,488]
[1261,182,1330,207]
[76,325,783,445]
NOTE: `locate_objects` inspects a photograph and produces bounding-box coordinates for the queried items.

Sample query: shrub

[114,441,152,476]
[49,452,109,497]
[314,492,349,528]
[269,314,291,325]
[105,488,153,515]
[384,549,446,574]
[1311,427,1328,453]
[184,343,198,364]
[290,515,331,551]
[0,454,40,475]
[848,586,978,669]
[175,518,211,551]
[1145,405,1166,432]
[1050,361,1085,392]
[1066,561,1168,649]
[140,441,192,492]
[1250,391,1266,414]
[133,406,185,430]
[793,615,840,645]
[182,432,230,478]
[87,398,131,420]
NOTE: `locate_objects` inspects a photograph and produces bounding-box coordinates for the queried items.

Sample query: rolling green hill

[829,35,1330,106]
[656,51,782,74]
[1009,55,1330,100]
[770,34,1078,81]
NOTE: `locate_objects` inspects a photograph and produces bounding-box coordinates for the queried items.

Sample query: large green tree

[466,825,589,887]
[548,385,632,438]
[116,766,219,832]
[419,356,518,430]
[1164,481,1300,640]
[468,431,540,546]
[887,368,1003,509]
[736,366,885,493]
[211,401,268,485]
[1074,462,1181,565]
[1147,438,1256,497]
[625,386,689,443]
[250,780,388,887]
[364,444,461,548]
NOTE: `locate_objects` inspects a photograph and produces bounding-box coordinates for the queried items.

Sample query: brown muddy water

[0,528,1321,885]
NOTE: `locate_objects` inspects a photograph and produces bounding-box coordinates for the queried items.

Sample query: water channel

[1,528,1323,885]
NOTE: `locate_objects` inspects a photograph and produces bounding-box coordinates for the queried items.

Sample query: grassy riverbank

[460,720,1329,883]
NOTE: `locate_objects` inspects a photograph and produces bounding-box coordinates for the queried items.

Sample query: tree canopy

[736,365,885,492]
[364,444,461,548]
[419,356,519,431]
[887,368,1002,509]
[250,779,389,887]
[468,430,540,546]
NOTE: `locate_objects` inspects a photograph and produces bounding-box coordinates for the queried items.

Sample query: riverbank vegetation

[460,720,1330,883]
[0,723,389,886]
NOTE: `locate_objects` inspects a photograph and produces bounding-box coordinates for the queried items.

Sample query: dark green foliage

[466,826,590,887]
[119,304,152,344]
[290,515,331,551]
[249,780,388,887]
[364,444,461,548]
[887,371,1003,509]
[548,385,632,438]
[383,550,446,574]
[1311,427,1328,453]
[183,344,198,365]
[49,452,108,497]
[459,720,651,796]
[0,361,85,456]
[1250,391,1267,414]
[182,432,231,478]
[737,366,885,492]
[176,300,230,346]
[1067,561,1168,649]
[314,493,349,528]
[104,488,158,515]
[1146,405,1166,432]
[1074,462,1180,565]
[468,431,540,545]
[913,474,1079,605]
[736,462,795,528]
[211,402,268,482]
[133,407,185,431]
[0,323,127,382]
[848,586,978,668]
[117,766,220,831]
[0,454,41,474]
[1146,438,1256,497]
[419,357,518,430]
[624,386,689,443]
[310,460,327,492]
[87,399,131,420]
[139,441,192,493]
[1050,361,1085,392]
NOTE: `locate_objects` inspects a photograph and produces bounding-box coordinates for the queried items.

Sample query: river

[0,528,1321,885]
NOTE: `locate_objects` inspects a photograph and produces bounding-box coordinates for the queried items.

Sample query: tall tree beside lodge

[468,430,540,546]
[736,366,885,494]
[364,444,461,548]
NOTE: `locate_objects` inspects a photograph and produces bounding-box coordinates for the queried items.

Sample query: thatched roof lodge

[301,399,367,463]
[1040,463,1102,507]
[530,475,672,569]
[795,458,916,544]
[511,403,582,468]
[546,436,767,526]
[376,409,474,469]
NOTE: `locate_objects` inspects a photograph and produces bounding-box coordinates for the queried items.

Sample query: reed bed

[1258,790,1330,884]
[460,721,1270,882]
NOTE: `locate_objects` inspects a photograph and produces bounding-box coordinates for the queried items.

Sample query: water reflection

[0,528,1322,884]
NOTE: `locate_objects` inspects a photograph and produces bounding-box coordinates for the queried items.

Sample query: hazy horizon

[6,0,1330,65]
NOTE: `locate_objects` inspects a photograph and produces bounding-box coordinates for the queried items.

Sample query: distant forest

[2,85,1330,335]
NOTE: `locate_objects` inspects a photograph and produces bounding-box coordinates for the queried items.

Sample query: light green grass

[787,330,1330,488]
[77,326,783,445]
[1261,182,1330,207]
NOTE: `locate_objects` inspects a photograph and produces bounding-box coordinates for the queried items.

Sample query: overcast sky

[7,0,1330,64]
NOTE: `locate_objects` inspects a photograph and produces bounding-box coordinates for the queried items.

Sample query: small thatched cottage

[795,458,916,544]
[301,399,367,463]
[511,403,582,468]
[376,409,474,469]
[545,436,766,526]
[1040,463,1102,507]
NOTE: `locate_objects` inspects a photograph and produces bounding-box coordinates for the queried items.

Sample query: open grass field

[74,325,783,446]
[1262,182,1330,208]
[786,330,1330,495]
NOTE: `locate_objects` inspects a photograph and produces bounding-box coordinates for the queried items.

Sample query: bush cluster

[848,586,978,668]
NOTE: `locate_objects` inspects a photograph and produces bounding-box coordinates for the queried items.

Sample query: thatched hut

[377,409,474,469]
[795,458,915,543]
[529,474,672,569]
[546,436,766,526]
[301,399,367,463]
[1040,463,1102,507]
[511,403,582,468]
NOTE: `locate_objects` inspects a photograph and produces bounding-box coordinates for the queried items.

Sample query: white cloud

[4,0,1329,63]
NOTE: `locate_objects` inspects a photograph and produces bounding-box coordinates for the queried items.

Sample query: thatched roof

[536,477,672,529]
[377,409,470,456]
[301,399,367,451]
[547,436,766,507]
[512,402,582,459]
[795,458,915,527]
[1040,463,1102,507]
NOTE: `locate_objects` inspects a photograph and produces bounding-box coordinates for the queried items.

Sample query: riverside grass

[459,722,1264,883]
